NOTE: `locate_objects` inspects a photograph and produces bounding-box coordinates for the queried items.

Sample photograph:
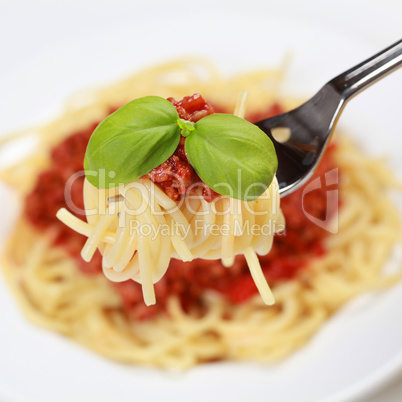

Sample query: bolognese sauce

[144,94,219,202]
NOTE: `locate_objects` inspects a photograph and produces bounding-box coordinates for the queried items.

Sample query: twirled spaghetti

[57,174,283,306]
[56,89,283,306]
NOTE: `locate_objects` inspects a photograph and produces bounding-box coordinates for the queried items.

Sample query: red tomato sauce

[24,95,340,320]
[143,94,219,202]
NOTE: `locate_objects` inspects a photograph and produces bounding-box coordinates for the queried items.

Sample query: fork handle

[329,38,402,101]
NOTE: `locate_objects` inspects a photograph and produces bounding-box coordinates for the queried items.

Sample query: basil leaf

[185,114,277,201]
[85,96,180,188]
[177,118,195,137]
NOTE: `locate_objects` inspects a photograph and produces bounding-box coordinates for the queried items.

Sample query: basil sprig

[84,96,277,201]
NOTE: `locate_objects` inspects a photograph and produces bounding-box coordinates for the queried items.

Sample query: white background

[0,1,401,401]
[1,0,402,134]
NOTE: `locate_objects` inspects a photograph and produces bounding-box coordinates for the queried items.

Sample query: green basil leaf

[85,96,180,188]
[177,118,195,137]
[185,113,277,201]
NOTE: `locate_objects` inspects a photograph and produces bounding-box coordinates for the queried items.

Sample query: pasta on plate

[0,59,401,368]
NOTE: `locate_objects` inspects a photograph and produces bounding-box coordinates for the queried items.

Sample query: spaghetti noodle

[1,59,401,368]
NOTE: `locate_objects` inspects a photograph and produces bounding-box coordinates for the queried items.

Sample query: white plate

[1,4,402,402]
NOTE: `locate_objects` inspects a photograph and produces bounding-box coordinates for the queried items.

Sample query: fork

[255,38,402,197]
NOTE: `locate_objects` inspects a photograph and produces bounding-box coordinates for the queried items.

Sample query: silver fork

[255,39,402,197]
